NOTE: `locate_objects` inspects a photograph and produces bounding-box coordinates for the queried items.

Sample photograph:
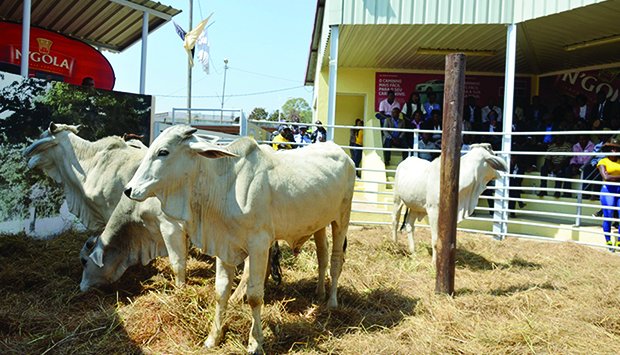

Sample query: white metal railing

[242,118,620,252]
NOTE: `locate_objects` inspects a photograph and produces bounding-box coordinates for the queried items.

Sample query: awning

[0,0,182,53]
[306,0,620,83]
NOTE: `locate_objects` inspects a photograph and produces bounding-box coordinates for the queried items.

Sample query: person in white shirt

[481,98,502,124]
[294,126,312,146]
[375,90,401,127]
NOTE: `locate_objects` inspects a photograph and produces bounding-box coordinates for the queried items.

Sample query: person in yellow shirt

[349,118,363,178]
[597,138,620,251]
[272,125,293,151]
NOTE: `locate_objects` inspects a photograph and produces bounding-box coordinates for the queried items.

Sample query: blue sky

[103,1,315,115]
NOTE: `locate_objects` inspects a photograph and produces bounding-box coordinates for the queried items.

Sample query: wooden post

[435,53,466,295]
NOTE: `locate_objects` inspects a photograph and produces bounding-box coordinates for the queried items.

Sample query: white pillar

[493,23,516,240]
[139,11,148,94]
[326,25,339,141]
[20,0,32,77]
[187,0,193,110]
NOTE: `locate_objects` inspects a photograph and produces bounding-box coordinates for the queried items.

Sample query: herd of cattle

[23,123,506,353]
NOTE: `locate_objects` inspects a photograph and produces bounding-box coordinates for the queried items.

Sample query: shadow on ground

[262,278,419,353]
[0,232,149,354]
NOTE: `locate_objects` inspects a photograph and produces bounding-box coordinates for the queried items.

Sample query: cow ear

[89,247,104,268]
[49,122,58,133]
[189,141,239,159]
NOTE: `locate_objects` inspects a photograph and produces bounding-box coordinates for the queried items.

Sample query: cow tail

[269,243,283,285]
[400,208,409,231]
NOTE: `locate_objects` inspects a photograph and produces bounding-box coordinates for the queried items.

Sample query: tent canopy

[0,0,181,52]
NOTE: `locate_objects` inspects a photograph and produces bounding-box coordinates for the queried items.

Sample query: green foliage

[268,109,281,122]
[0,78,51,144]
[42,82,151,141]
[248,107,268,121]
[281,97,312,123]
[0,76,151,225]
[0,140,63,221]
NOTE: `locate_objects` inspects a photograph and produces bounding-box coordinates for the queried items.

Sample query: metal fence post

[413,130,419,158]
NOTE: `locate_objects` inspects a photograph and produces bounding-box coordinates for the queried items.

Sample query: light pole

[187,0,193,115]
[220,58,229,123]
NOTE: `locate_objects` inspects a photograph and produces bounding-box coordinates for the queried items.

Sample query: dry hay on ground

[1,227,620,354]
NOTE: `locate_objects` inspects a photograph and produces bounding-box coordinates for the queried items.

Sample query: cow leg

[428,209,439,266]
[160,219,187,286]
[328,220,347,309]
[205,257,235,349]
[246,242,269,354]
[405,212,415,255]
[392,199,404,243]
[230,257,250,303]
[313,228,328,300]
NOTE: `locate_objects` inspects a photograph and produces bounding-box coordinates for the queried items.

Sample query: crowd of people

[372,87,620,248]
[270,120,327,151]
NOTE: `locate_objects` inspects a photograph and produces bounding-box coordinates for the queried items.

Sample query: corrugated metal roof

[0,0,181,52]
[332,0,605,25]
[306,0,620,83]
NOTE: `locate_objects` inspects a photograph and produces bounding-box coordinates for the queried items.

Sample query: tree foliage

[248,107,268,121]
[0,76,152,225]
[281,97,312,123]
[268,109,281,122]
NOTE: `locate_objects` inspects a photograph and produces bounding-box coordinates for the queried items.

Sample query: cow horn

[23,137,56,157]
[183,127,198,138]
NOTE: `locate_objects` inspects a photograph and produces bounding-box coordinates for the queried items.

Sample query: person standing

[294,125,312,146]
[597,138,620,251]
[463,96,482,130]
[272,125,294,150]
[349,119,364,177]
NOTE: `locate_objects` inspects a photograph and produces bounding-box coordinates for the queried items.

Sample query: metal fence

[244,118,620,252]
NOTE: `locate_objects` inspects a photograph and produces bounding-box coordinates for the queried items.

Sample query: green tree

[248,107,268,121]
[42,82,151,141]
[281,97,312,123]
[268,109,281,122]
[0,77,51,144]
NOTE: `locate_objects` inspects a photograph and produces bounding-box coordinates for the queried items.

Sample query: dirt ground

[1,226,619,354]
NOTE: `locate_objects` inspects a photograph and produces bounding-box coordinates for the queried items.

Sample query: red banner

[0,22,115,90]
[539,68,620,106]
[375,72,531,111]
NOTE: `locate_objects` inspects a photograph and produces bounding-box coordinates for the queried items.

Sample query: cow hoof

[327,298,338,310]
[204,335,218,349]
[247,340,264,354]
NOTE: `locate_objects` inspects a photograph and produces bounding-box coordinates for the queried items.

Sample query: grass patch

[1,226,619,353]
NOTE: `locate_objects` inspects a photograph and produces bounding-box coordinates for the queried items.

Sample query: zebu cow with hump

[24,123,146,229]
[124,125,355,353]
[23,123,187,289]
[392,143,508,263]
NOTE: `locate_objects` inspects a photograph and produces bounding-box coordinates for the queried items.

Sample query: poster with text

[539,67,620,108]
[375,72,531,111]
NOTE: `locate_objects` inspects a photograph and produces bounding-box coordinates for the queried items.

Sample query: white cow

[24,123,188,288]
[124,125,355,353]
[392,143,508,263]
[24,123,146,229]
